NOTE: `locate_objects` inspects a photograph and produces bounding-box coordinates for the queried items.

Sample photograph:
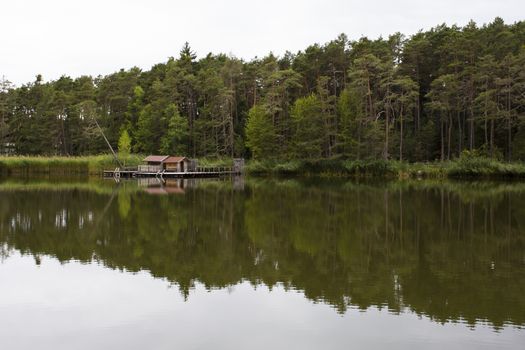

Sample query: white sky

[1,0,523,85]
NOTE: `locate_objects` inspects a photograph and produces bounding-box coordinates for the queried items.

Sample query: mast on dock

[92,117,123,168]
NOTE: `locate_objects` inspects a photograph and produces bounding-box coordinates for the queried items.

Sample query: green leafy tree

[134,105,156,153]
[337,87,362,158]
[160,104,189,155]
[245,105,277,159]
[291,95,324,159]
[0,77,13,153]
[118,129,132,158]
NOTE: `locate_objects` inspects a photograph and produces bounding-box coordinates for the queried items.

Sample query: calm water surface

[0,177,524,349]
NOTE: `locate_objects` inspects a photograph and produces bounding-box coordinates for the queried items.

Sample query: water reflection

[0,178,524,329]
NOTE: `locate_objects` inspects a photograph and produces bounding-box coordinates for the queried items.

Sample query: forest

[0,18,524,162]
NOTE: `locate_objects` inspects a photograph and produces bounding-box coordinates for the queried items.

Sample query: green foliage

[337,87,362,157]
[0,154,143,175]
[343,159,398,177]
[197,157,233,167]
[245,105,277,159]
[447,151,525,178]
[134,105,157,154]
[244,159,274,175]
[291,95,324,158]
[160,104,188,155]
[243,156,525,179]
[118,129,132,156]
[512,121,525,161]
[273,160,303,175]
[1,20,524,163]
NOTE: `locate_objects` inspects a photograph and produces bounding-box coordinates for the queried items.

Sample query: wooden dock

[103,166,241,179]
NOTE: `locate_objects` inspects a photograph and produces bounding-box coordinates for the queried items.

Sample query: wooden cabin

[164,156,190,172]
[139,155,191,173]
[139,155,169,172]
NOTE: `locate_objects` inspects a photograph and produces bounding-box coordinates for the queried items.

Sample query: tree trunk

[384,111,389,160]
[357,119,361,160]
[399,104,404,162]
[490,118,494,158]
[508,115,512,161]
[415,67,421,133]
[469,87,474,151]
[507,82,512,161]
[457,110,462,156]
[448,114,452,160]
[384,89,390,160]
[441,118,445,162]
[366,71,374,120]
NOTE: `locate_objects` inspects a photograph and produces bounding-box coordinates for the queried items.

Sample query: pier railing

[105,165,240,178]
[136,165,234,173]
[195,166,234,173]
[138,165,162,172]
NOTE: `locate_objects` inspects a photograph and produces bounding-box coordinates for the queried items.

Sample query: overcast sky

[1,0,523,85]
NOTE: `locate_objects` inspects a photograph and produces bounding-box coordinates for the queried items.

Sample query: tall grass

[245,157,525,179]
[197,157,234,167]
[245,159,402,177]
[0,154,143,176]
[447,156,525,178]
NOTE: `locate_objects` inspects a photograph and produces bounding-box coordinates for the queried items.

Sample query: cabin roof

[165,156,188,163]
[143,155,169,163]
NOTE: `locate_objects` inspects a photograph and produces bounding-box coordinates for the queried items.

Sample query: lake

[0,177,524,349]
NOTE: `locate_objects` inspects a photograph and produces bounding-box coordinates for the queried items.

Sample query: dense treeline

[0,18,524,161]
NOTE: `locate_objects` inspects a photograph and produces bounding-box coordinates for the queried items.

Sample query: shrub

[447,153,525,178]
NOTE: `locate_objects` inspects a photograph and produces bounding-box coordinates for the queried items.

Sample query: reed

[244,157,525,179]
[0,154,143,176]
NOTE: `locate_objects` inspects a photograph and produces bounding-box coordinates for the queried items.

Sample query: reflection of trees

[0,179,523,327]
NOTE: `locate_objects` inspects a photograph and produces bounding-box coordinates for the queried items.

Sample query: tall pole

[92,117,123,168]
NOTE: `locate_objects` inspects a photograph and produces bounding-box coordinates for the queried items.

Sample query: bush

[273,160,303,175]
[245,160,273,175]
[447,153,525,178]
[243,156,525,179]
[343,160,398,177]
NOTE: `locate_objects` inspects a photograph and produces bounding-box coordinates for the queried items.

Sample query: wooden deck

[103,167,241,179]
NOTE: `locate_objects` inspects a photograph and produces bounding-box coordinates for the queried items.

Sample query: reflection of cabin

[138,177,195,195]
[138,155,192,173]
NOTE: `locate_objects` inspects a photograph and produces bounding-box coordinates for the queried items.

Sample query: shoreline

[245,158,525,179]
[1,155,525,180]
